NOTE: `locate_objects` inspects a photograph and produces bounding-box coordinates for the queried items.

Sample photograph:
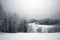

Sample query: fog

[0,0,60,19]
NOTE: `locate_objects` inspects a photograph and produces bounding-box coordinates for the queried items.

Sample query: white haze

[1,0,60,19]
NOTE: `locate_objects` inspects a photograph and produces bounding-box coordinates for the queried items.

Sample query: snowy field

[0,33,60,40]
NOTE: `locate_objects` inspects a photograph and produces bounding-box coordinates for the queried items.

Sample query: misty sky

[0,0,60,19]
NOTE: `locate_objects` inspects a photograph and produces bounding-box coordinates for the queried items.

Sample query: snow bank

[0,33,60,40]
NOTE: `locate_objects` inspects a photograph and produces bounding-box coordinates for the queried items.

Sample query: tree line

[0,3,28,33]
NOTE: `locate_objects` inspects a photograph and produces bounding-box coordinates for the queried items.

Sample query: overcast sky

[0,0,60,19]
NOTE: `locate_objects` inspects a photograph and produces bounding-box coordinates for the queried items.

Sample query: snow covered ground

[0,33,60,40]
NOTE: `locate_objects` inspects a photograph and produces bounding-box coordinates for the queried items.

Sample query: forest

[0,3,28,33]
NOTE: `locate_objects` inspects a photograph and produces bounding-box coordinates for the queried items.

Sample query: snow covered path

[0,33,60,40]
